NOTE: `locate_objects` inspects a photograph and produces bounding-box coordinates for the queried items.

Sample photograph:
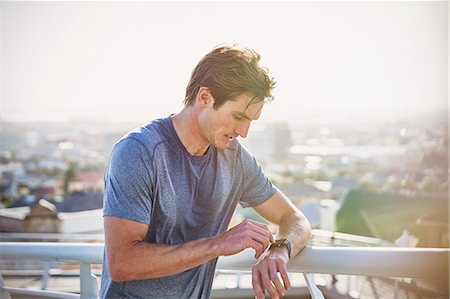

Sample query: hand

[217,219,274,259]
[252,247,291,299]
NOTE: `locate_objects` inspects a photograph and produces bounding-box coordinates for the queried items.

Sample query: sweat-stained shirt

[100,116,277,299]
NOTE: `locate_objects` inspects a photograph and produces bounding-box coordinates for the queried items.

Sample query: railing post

[41,261,51,290]
[80,263,99,299]
[393,279,399,299]
[303,273,324,299]
[0,274,12,299]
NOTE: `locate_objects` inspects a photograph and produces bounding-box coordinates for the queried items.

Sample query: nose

[236,121,251,139]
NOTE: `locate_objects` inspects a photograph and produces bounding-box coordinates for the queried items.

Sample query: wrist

[268,246,289,262]
[269,239,292,259]
[209,235,224,257]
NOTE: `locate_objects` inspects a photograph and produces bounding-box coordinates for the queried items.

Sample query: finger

[245,221,275,242]
[251,226,275,244]
[242,219,270,233]
[248,230,272,251]
[247,220,273,234]
[247,239,264,258]
[269,265,286,296]
[269,232,275,243]
[244,219,268,229]
[260,268,279,299]
[277,261,291,290]
[252,267,265,299]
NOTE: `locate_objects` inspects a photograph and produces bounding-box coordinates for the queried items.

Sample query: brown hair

[184,45,276,109]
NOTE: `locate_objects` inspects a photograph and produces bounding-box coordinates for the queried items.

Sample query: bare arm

[104,216,273,282]
[253,189,311,257]
[251,189,312,299]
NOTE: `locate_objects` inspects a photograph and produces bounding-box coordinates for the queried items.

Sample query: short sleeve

[239,145,277,208]
[103,137,154,224]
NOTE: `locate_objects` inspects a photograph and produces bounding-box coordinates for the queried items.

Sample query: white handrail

[1,243,448,278]
[0,232,104,242]
[0,286,79,299]
[0,243,104,263]
[217,246,448,279]
[1,242,448,298]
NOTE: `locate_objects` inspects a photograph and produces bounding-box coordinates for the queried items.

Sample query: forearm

[108,235,221,281]
[276,211,311,258]
[105,217,274,282]
[250,192,312,298]
[252,213,309,299]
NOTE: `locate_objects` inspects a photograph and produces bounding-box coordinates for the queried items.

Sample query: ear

[196,87,214,107]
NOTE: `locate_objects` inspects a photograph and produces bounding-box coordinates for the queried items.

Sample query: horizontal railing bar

[1,242,447,280]
[0,233,104,241]
[1,286,80,299]
[217,246,448,280]
[0,243,103,263]
[0,269,103,277]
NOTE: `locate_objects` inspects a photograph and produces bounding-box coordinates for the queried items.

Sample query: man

[100,45,311,299]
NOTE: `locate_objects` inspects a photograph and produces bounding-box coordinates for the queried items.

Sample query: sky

[1,1,448,125]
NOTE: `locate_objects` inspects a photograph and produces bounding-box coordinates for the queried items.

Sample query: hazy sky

[1,1,448,125]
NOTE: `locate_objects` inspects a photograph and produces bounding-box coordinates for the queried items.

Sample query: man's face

[198,93,264,150]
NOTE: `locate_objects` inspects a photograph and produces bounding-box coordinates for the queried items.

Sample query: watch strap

[269,239,291,258]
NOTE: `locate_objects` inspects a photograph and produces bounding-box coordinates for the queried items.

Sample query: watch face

[277,239,287,246]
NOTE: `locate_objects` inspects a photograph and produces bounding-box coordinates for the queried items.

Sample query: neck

[171,107,210,156]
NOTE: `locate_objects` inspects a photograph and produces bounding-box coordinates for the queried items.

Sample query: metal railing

[0,233,104,242]
[1,242,448,299]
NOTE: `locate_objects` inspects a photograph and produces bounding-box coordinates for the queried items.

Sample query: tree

[63,162,77,194]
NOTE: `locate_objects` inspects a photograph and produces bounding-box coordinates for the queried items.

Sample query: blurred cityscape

[1,110,448,244]
[244,111,448,197]
[0,112,448,209]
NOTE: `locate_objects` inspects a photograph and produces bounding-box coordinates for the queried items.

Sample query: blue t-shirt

[100,116,276,298]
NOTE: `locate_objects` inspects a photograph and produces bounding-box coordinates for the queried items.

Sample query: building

[0,191,104,233]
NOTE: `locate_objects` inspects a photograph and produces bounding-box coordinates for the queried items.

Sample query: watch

[269,239,292,258]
